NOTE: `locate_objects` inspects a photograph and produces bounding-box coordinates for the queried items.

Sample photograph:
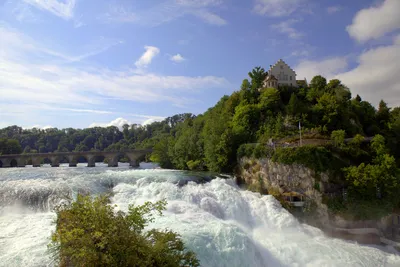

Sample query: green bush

[49,194,199,267]
[186,160,203,171]
[272,145,345,173]
[237,143,273,159]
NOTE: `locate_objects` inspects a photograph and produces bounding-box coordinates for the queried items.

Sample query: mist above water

[1,163,399,267]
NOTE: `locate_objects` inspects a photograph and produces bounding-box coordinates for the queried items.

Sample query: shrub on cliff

[271,145,345,173]
[49,194,199,267]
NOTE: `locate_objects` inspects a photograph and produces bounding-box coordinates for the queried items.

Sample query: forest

[1,66,400,211]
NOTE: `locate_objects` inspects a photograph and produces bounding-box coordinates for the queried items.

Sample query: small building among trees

[262,59,308,88]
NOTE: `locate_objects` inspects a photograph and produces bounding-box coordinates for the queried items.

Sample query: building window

[280,65,283,70]
[290,76,292,80]
[284,75,288,81]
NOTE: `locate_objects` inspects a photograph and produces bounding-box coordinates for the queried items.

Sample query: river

[1,163,400,267]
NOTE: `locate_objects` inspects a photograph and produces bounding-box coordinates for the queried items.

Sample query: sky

[0,0,399,130]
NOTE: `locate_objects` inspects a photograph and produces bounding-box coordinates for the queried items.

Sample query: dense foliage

[0,114,192,154]
[0,138,22,154]
[49,194,199,267]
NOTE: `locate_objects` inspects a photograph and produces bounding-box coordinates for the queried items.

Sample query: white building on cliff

[263,59,307,89]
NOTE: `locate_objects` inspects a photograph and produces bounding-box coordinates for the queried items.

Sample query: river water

[1,163,400,267]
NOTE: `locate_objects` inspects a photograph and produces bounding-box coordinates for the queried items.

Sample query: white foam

[0,168,399,267]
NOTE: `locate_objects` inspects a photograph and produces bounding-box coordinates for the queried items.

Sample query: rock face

[237,157,330,227]
[237,157,400,246]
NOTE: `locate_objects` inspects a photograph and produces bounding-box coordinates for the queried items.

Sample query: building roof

[263,75,278,81]
[269,59,296,75]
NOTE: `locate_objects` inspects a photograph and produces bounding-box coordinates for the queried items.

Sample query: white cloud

[271,19,303,39]
[103,0,226,26]
[0,25,122,63]
[102,5,137,23]
[294,35,400,107]
[346,0,400,43]
[0,26,229,111]
[24,125,54,130]
[295,57,349,81]
[327,6,341,14]
[191,9,227,25]
[253,0,305,17]
[170,54,186,63]
[23,0,76,20]
[135,46,160,68]
[142,117,164,125]
[12,2,40,22]
[90,116,165,129]
[335,34,400,107]
[89,118,131,129]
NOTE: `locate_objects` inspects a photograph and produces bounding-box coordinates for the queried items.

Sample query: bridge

[0,150,152,168]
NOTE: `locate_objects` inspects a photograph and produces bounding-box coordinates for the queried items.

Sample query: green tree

[287,93,300,115]
[331,130,346,147]
[150,137,175,168]
[258,87,280,112]
[248,66,266,89]
[307,75,327,102]
[343,135,400,199]
[0,138,22,154]
[232,103,260,143]
[49,194,199,267]
[376,100,391,130]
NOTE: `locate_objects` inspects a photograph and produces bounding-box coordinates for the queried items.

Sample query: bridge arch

[93,155,106,166]
[10,159,18,167]
[58,155,69,167]
[42,157,53,166]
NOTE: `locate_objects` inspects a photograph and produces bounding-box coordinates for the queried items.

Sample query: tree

[376,100,391,130]
[307,75,327,103]
[349,134,365,147]
[150,137,175,168]
[49,194,199,267]
[0,138,22,154]
[232,103,260,142]
[313,93,339,132]
[258,87,280,111]
[331,130,346,147]
[248,66,266,89]
[343,135,400,199]
[310,75,327,91]
[287,93,300,115]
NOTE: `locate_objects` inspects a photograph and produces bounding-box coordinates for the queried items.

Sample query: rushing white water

[1,163,400,267]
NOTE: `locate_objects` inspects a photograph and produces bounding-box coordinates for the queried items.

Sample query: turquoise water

[1,163,400,267]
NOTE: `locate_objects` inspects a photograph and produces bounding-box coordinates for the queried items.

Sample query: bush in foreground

[49,194,199,267]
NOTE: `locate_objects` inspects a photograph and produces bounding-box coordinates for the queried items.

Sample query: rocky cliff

[237,157,330,227]
[237,157,400,246]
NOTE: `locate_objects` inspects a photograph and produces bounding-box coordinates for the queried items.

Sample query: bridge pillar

[68,156,77,167]
[17,157,27,167]
[125,152,141,168]
[129,159,139,168]
[2,159,11,168]
[50,156,60,167]
[107,154,118,167]
[87,155,95,167]
[32,157,41,167]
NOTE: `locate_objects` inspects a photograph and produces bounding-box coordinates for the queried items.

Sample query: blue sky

[0,0,399,129]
